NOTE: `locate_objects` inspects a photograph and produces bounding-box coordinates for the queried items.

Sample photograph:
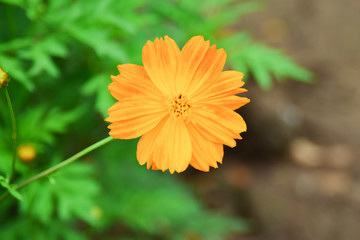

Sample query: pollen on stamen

[169,94,191,119]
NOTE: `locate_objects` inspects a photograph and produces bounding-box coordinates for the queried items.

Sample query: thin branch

[0,136,114,203]
[5,87,17,183]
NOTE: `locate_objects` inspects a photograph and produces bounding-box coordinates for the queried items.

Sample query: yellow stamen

[169,94,191,119]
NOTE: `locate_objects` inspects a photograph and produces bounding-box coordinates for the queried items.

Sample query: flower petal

[108,111,166,139]
[106,96,168,139]
[146,155,159,170]
[137,117,168,166]
[187,123,224,171]
[109,64,162,101]
[137,116,192,173]
[201,96,250,110]
[192,70,246,101]
[190,105,247,147]
[142,36,180,97]
[176,36,210,94]
[106,99,166,122]
[177,36,227,96]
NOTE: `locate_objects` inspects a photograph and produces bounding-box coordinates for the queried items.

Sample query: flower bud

[0,67,8,88]
[18,144,37,163]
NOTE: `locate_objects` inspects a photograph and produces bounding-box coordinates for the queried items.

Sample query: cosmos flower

[106,36,249,173]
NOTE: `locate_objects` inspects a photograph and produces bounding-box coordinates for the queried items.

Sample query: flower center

[169,94,191,119]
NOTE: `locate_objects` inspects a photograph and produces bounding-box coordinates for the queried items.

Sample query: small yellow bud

[18,144,37,163]
[0,67,8,88]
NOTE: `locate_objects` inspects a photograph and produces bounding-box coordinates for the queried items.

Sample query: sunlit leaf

[0,177,22,201]
[223,33,314,90]
[18,105,85,145]
[0,0,25,7]
[22,162,99,224]
[0,54,35,90]
[81,73,115,118]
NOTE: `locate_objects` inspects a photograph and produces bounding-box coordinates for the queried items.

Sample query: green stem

[0,191,9,203]
[5,87,17,184]
[0,136,114,203]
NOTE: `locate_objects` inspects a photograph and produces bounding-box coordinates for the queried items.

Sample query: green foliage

[0,217,87,240]
[0,0,311,239]
[0,175,22,200]
[18,105,85,146]
[0,54,34,90]
[22,162,99,224]
[96,141,250,239]
[81,73,115,118]
[220,33,314,90]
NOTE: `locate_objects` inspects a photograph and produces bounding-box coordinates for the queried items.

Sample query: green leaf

[54,162,100,223]
[22,162,100,224]
[0,152,12,174]
[28,183,54,222]
[0,177,22,201]
[25,0,44,20]
[43,106,85,134]
[18,105,85,145]
[69,27,128,61]
[0,54,35,91]
[19,46,58,78]
[39,36,68,58]
[186,214,250,240]
[81,73,115,118]
[0,0,25,7]
[0,38,33,52]
[223,33,314,90]
[208,0,264,30]
[100,15,136,34]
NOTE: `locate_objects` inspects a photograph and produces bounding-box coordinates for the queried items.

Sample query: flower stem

[0,136,114,203]
[5,87,17,184]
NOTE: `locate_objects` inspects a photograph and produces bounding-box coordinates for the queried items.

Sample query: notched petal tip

[164,35,173,41]
[107,127,120,138]
[190,35,205,41]
[228,141,237,148]
[238,88,248,93]
[110,75,118,82]
[142,40,154,51]
[191,164,210,172]
[217,47,226,54]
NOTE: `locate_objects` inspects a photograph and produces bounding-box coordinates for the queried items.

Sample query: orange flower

[106,36,249,173]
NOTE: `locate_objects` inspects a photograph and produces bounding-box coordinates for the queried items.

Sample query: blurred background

[0,0,359,239]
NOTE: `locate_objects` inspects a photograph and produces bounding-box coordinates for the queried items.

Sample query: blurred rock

[290,138,355,169]
[295,170,351,198]
[277,103,303,127]
[295,172,316,196]
[315,171,352,197]
[224,164,253,189]
[324,144,354,168]
[349,186,360,204]
[290,138,323,167]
